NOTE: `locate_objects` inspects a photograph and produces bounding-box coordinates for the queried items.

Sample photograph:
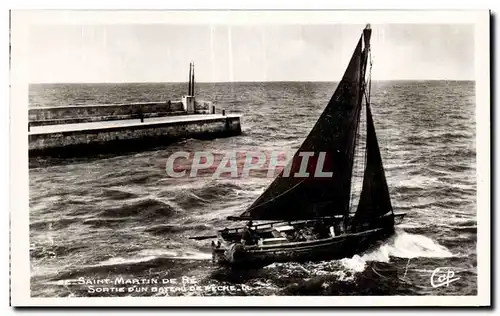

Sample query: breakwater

[29,113,242,157]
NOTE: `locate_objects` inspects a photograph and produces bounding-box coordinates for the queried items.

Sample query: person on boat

[293,226,316,241]
[313,219,329,239]
[240,220,256,246]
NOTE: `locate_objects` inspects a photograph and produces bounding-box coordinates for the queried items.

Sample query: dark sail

[238,32,369,221]
[351,102,393,227]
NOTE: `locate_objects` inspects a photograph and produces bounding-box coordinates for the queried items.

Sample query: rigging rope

[350,47,372,213]
[361,48,372,187]
[243,178,308,213]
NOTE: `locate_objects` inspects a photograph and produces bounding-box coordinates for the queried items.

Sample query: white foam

[136,248,213,260]
[98,255,157,266]
[95,248,212,267]
[385,231,453,259]
[340,230,453,272]
[339,255,367,273]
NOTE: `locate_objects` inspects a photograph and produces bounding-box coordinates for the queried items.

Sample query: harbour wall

[29,100,215,126]
[29,115,242,157]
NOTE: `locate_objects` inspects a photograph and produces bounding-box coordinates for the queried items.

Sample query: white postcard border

[10,9,490,307]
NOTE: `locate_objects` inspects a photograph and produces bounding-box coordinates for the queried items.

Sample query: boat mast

[351,24,395,230]
[361,24,373,187]
[344,24,372,229]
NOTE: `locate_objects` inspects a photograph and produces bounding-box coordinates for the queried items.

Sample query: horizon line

[29,79,475,85]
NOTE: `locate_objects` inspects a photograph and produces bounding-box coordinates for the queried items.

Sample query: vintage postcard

[10,10,490,307]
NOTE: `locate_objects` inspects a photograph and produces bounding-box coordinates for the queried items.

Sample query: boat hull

[214,225,394,267]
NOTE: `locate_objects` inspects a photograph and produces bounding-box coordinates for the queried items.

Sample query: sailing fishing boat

[191,24,405,266]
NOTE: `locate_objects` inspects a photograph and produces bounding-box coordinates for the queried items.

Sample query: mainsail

[238,25,373,221]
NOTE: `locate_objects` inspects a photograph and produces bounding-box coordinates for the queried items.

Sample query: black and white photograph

[9,10,490,306]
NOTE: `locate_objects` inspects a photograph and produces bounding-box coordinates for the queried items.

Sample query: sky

[28,23,475,83]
